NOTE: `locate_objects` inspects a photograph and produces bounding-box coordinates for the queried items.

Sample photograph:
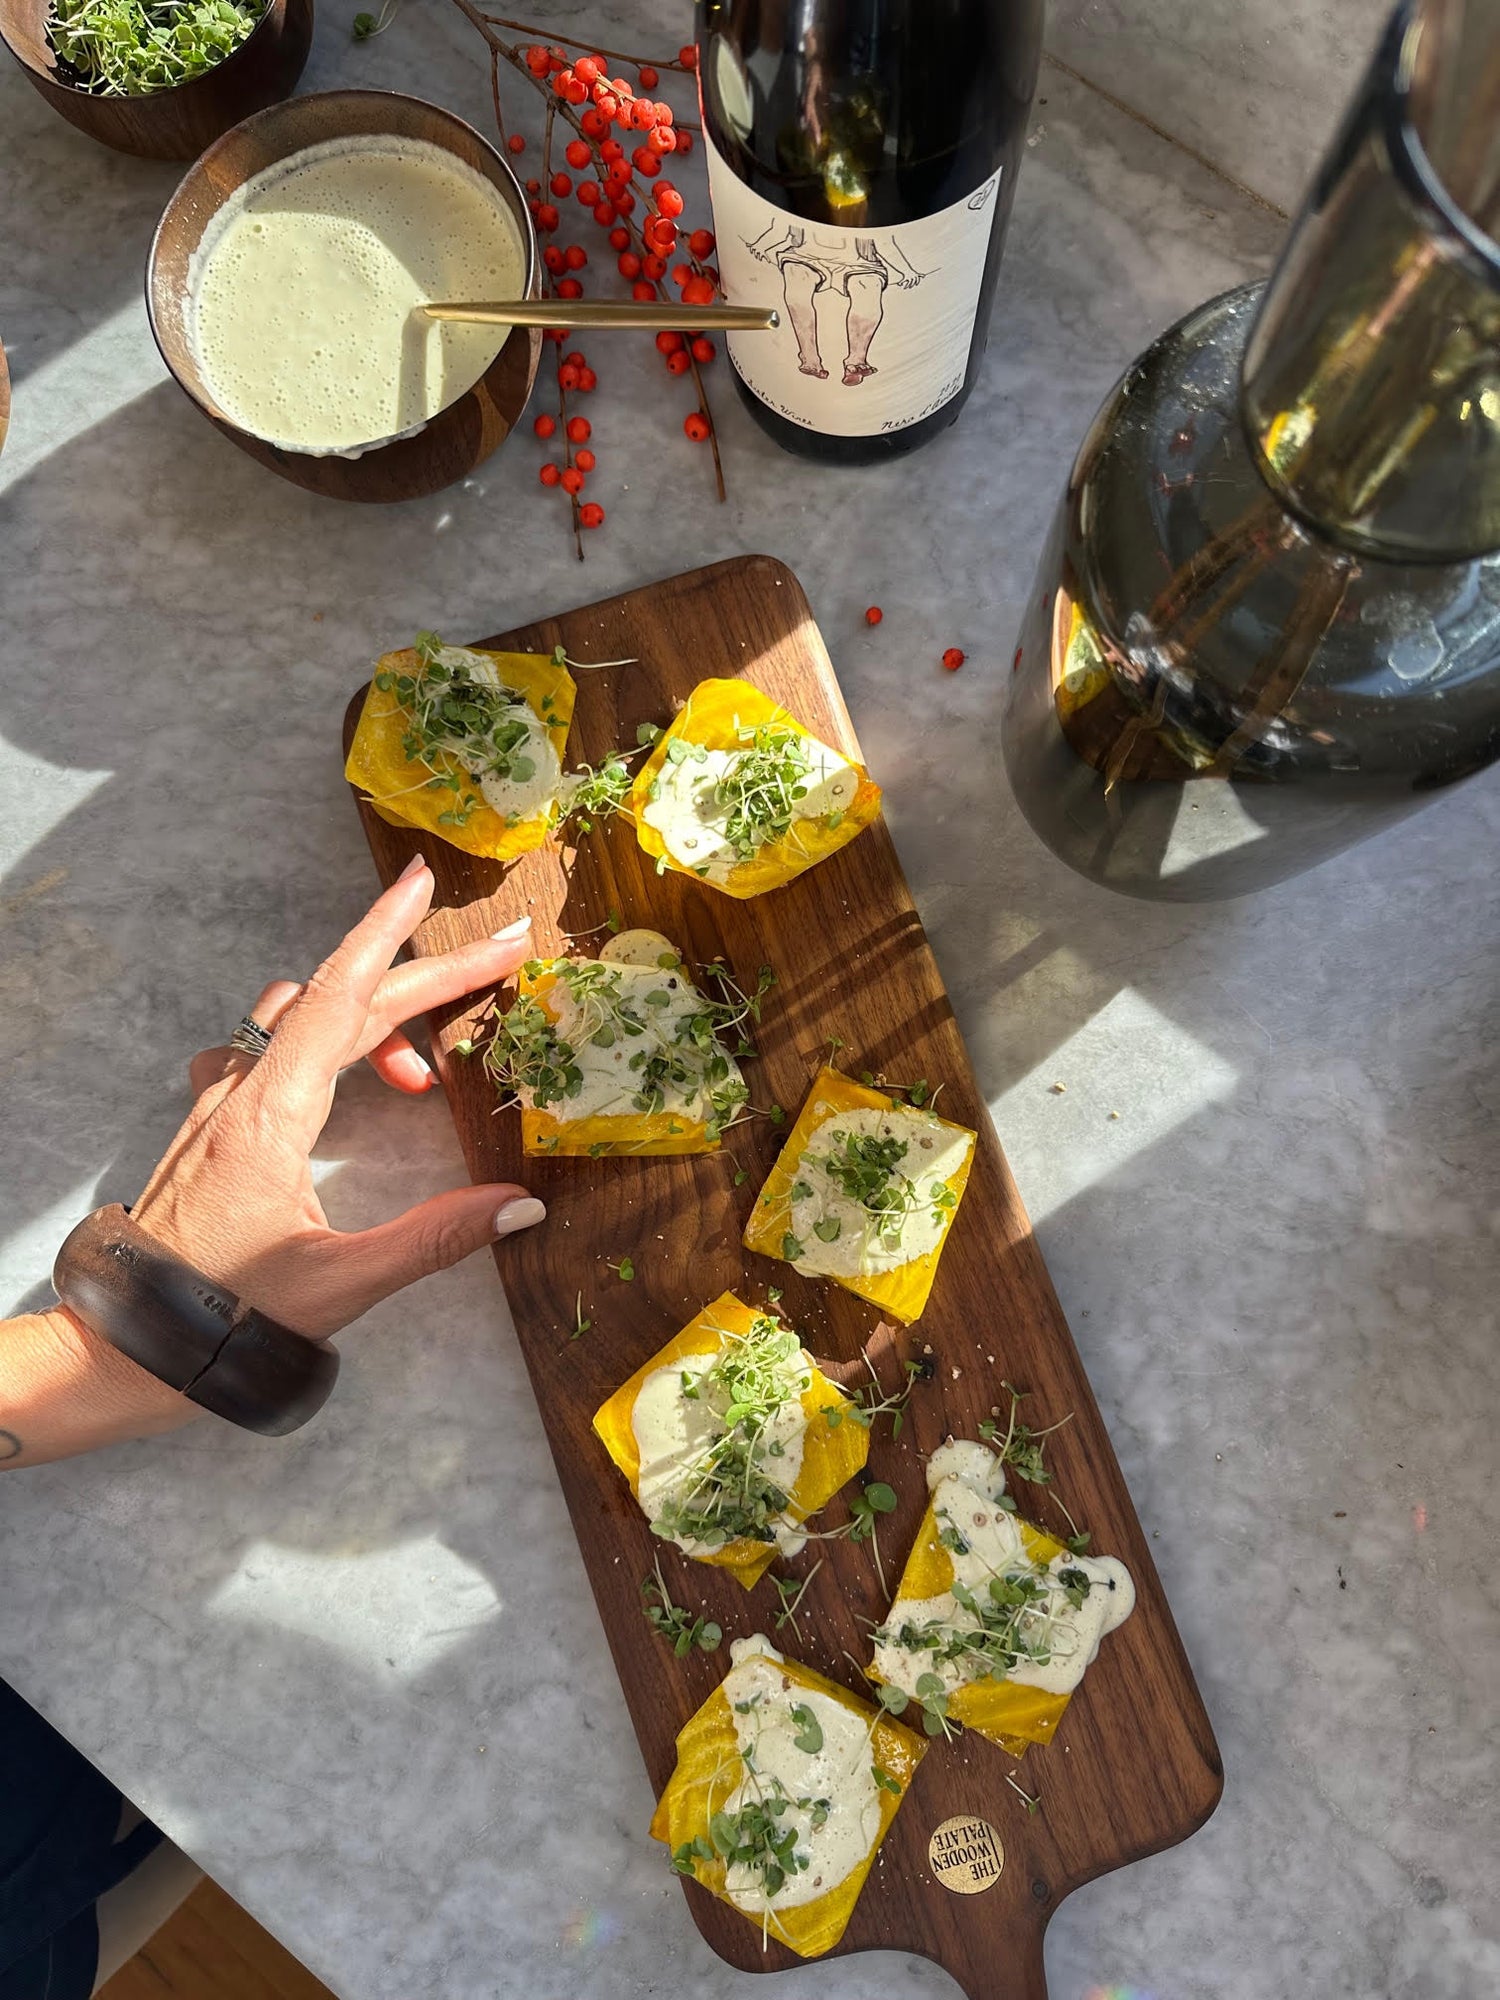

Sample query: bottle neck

[1240,0,1500,565]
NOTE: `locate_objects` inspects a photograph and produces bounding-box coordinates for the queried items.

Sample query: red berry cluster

[519,45,721,319]
[533,350,604,528]
[468,24,725,544]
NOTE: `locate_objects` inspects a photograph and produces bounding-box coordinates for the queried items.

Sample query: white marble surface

[2,9,1498,2000]
[1046,0,1390,214]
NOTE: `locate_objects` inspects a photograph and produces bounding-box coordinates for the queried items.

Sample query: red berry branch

[436,0,728,553]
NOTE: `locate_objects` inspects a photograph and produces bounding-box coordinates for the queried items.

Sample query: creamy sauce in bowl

[189,135,525,456]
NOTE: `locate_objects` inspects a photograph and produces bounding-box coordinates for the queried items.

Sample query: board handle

[945,1922,1049,2000]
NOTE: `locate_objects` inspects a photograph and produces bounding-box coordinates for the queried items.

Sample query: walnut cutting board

[341,555,1221,1999]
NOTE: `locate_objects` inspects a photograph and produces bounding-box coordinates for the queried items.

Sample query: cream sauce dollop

[719,1636,883,1914]
[642,733,857,883]
[529,942,743,1125]
[426,645,561,824]
[632,1348,809,1559]
[788,1105,971,1279]
[872,1441,1135,1701]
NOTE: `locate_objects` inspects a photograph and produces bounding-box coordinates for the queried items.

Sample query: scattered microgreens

[607,1255,635,1282]
[49,0,266,94]
[872,1764,903,1796]
[557,752,638,834]
[672,1777,826,1903]
[571,1292,591,1340]
[805,1477,899,1592]
[978,1384,1088,1544]
[1005,1772,1042,1816]
[351,0,395,36]
[856,1070,942,1111]
[820,1355,926,1441]
[651,1311,811,1553]
[549,643,639,672]
[476,952,771,1136]
[641,1559,722,1657]
[770,1560,824,1644]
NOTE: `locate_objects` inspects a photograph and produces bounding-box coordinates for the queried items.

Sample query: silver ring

[229,1016,274,1062]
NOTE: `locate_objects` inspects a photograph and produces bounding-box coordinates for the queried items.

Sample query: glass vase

[1001,0,1500,899]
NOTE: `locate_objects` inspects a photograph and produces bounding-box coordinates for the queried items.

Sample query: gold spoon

[420,299,778,332]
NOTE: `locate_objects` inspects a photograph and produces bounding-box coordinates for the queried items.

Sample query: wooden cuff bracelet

[52,1205,339,1436]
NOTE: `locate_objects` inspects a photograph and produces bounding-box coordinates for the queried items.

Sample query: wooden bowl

[146,90,542,504]
[0,0,313,161]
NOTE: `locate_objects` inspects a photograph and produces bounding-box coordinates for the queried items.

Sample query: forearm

[0,1309,202,1469]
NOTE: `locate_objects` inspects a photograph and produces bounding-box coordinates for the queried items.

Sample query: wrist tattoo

[0,1430,22,1463]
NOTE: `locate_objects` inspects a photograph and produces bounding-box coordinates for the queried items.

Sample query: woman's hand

[4,860,542,1468]
[131,855,544,1338]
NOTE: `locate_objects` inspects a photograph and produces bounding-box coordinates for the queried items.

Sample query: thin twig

[488,45,506,142]
[687,349,725,501]
[476,14,693,70]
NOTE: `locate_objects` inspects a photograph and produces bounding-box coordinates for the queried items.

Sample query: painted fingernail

[398,852,428,881]
[491,915,533,941]
[493,1196,546,1238]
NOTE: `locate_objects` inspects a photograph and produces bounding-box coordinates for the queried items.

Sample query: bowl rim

[0,0,292,101]
[144,86,541,461]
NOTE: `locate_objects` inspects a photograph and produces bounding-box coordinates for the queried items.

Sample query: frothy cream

[190,135,525,456]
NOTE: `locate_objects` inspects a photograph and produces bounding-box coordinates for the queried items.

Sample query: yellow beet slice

[649,1650,926,1957]
[514,959,727,1158]
[345,645,575,862]
[591,1292,869,1590]
[872,1502,1072,1755]
[743,1068,976,1322]
[630,677,881,898]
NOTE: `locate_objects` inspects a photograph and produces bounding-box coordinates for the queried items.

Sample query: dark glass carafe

[1002,0,1500,899]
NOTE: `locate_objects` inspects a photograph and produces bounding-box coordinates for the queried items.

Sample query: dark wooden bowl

[0,0,313,161]
[146,90,542,504]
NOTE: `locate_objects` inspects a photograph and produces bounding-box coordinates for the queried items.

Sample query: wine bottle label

[703,127,1001,437]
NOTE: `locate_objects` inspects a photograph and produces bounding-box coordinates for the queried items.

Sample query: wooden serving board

[342,556,1221,1998]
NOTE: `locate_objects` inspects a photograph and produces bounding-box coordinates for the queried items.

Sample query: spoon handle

[421,299,778,332]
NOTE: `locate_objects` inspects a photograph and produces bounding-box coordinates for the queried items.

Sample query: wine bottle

[695,0,1044,464]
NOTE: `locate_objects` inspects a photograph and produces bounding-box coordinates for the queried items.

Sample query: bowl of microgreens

[0,0,312,158]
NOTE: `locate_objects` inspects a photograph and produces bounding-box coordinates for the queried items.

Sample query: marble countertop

[3,8,1497,1999]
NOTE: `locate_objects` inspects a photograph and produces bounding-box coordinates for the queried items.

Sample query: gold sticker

[927,1814,1005,1894]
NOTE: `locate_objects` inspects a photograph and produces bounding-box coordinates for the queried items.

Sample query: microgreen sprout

[804,1477,898,1591]
[977,1384,1089,1543]
[641,1559,722,1657]
[571,1293,591,1340]
[350,0,396,37]
[820,1355,926,1441]
[770,1560,823,1643]
[607,1255,635,1282]
[1005,1772,1042,1815]
[550,644,639,671]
